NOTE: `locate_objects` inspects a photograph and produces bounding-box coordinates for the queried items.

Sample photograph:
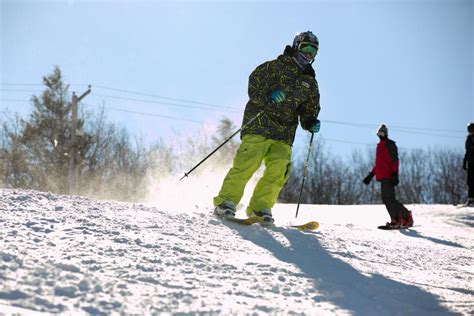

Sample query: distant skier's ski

[377,225,408,230]
[223,216,319,231]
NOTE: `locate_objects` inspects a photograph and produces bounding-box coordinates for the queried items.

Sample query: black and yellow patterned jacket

[241,45,321,146]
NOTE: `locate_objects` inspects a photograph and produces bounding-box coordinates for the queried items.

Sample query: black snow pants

[381,179,409,219]
[468,166,474,199]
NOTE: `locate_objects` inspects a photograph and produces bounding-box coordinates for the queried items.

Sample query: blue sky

[1,0,472,157]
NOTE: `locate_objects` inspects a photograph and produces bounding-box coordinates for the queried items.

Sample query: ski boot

[249,208,274,226]
[214,201,236,219]
[400,211,414,228]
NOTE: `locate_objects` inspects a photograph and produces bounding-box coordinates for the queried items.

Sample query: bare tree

[397,149,430,203]
[211,117,240,164]
[1,69,465,205]
[428,148,465,204]
[279,139,465,205]
[0,111,28,188]
[0,67,150,201]
[350,149,379,204]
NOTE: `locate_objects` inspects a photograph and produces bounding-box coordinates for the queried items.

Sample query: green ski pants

[213,134,292,216]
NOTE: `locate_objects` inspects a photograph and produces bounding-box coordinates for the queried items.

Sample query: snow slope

[0,187,473,315]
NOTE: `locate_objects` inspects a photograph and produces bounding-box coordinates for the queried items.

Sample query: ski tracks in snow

[0,189,323,314]
[0,188,473,315]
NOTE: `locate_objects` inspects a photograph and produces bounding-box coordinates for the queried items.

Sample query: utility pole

[69,85,91,194]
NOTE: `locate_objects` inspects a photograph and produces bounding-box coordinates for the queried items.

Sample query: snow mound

[0,188,472,315]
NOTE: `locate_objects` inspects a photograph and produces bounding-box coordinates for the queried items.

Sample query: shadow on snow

[454,214,474,228]
[399,229,464,248]
[232,225,458,316]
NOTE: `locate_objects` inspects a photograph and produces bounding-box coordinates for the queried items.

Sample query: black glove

[363,172,375,185]
[463,160,467,171]
[391,172,399,186]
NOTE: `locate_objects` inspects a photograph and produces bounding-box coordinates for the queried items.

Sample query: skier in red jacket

[363,124,414,228]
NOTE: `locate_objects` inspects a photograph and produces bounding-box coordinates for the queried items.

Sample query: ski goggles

[298,42,319,58]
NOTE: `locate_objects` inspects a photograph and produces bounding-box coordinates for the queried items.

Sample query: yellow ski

[224,217,319,231]
[289,221,319,231]
[226,217,261,226]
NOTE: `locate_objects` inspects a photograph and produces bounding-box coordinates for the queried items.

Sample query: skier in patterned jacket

[363,124,414,228]
[213,31,322,223]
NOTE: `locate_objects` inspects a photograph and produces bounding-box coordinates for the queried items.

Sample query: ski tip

[305,221,320,230]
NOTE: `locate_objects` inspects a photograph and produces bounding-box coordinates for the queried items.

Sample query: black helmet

[293,31,319,52]
[292,31,319,67]
[468,123,474,134]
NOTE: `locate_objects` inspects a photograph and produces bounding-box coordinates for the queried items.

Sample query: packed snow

[0,186,473,315]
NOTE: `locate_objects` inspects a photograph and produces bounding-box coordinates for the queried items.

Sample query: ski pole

[180,110,264,181]
[295,132,315,218]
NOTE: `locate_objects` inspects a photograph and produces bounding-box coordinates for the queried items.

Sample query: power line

[0,89,43,93]
[388,128,463,138]
[1,82,242,111]
[390,124,464,134]
[0,98,465,139]
[0,83,46,86]
[0,98,464,148]
[92,84,241,111]
[0,98,203,124]
[0,83,466,137]
[83,103,202,124]
[295,133,373,146]
[322,119,464,139]
[0,83,242,112]
[322,137,372,146]
[322,119,463,134]
[0,98,31,102]
[91,93,241,113]
[0,83,89,87]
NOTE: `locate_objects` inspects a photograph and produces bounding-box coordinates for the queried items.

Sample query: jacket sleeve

[465,138,469,164]
[371,144,378,175]
[299,78,321,130]
[248,61,275,106]
[385,141,399,174]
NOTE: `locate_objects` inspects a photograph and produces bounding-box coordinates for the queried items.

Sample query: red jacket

[371,138,399,181]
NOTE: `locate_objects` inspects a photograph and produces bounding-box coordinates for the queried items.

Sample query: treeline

[0,67,239,201]
[0,67,467,204]
[0,67,149,201]
[279,139,466,205]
